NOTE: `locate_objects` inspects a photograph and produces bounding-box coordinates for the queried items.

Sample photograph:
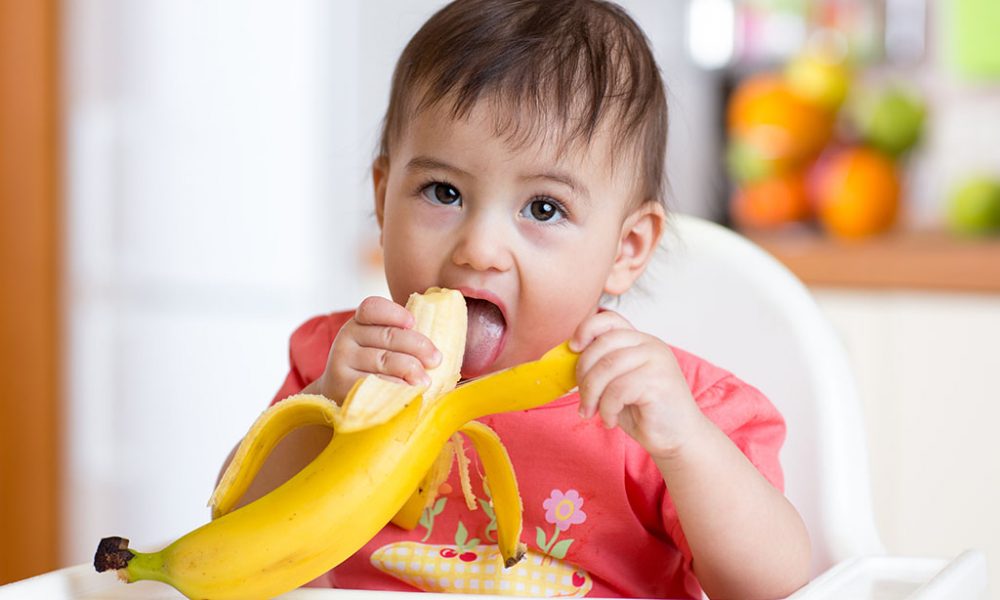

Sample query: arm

[215,297,441,509]
[653,414,810,600]
[572,310,810,600]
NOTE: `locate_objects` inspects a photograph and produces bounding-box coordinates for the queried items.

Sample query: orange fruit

[728,74,835,165]
[812,147,901,239]
[731,171,812,230]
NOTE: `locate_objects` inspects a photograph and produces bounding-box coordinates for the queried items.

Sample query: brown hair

[378,0,669,206]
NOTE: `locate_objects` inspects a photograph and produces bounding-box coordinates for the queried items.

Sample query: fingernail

[431,349,442,367]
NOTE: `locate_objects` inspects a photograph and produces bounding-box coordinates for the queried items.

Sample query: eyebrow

[522,171,590,203]
[406,156,472,178]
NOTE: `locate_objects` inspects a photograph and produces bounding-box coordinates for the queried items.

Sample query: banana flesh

[409,287,467,405]
[94,288,578,600]
[391,434,456,530]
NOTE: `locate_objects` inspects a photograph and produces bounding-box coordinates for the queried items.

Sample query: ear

[604,202,666,296]
[372,155,390,237]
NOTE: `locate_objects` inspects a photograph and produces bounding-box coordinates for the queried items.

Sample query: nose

[450,212,514,273]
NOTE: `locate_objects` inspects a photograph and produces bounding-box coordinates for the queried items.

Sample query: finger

[576,330,645,418]
[335,365,411,391]
[578,345,648,420]
[576,328,645,378]
[596,364,648,429]
[354,296,414,329]
[352,347,430,387]
[353,325,442,369]
[570,309,634,353]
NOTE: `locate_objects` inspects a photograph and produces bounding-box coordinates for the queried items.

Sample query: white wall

[62,0,367,563]
[61,0,718,565]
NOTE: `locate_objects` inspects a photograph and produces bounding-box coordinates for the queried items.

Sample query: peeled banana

[94,288,578,600]
[333,287,467,432]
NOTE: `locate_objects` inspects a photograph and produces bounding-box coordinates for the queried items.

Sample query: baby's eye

[521,197,567,223]
[421,182,462,206]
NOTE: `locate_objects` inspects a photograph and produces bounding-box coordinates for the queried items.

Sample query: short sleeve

[271,311,356,405]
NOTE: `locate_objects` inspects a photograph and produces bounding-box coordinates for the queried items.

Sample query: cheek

[381,196,454,300]
[383,228,426,295]
[527,224,619,284]
[506,287,597,365]
[511,237,618,353]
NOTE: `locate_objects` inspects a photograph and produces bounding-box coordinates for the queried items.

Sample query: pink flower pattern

[543,489,587,531]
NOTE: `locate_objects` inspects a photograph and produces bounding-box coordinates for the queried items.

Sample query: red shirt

[273,311,786,599]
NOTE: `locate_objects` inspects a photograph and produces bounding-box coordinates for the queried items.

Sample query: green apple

[727,138,770,183]
[725,136,795,184]
[947,177,1000,236]
[851,86,926,157]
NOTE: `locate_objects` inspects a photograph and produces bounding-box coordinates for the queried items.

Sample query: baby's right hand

[316,296,442,404]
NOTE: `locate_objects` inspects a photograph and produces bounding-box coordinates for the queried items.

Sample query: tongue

[463,299,506,377]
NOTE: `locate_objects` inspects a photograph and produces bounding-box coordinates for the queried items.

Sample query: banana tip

[94,536,133,572]
[504,544,527,569]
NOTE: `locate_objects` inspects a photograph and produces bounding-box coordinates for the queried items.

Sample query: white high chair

[614,214,989,599]
[614,214,883,575]
[0,215,989,600]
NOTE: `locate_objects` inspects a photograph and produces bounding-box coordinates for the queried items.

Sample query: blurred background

[2,0,999,593]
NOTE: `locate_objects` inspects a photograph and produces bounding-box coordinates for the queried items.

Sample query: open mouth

[462,297,507,378]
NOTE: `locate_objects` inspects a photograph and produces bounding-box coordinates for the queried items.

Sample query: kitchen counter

[747,229,1000,293]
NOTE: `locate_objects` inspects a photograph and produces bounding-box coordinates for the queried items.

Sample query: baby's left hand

[570,310,706,460]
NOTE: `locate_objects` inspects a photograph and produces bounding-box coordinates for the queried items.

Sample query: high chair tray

[0,552,989,600]
[2,566,389,600]
[787,551,990,600]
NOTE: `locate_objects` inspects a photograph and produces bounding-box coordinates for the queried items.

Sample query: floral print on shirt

[372,487,593,596]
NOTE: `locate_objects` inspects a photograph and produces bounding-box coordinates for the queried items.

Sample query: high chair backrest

[613,215,885,576]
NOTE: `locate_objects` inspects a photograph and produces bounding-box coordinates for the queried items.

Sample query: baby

[230,0,810,597]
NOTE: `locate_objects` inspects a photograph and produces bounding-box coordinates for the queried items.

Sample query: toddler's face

[374,101,649,378]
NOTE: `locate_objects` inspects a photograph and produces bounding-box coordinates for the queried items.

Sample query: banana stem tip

[504,545,527,569]
[94,536,134,572]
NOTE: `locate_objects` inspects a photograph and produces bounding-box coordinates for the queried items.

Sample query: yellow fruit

[94,289,580,600]
[785,50,851,111]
